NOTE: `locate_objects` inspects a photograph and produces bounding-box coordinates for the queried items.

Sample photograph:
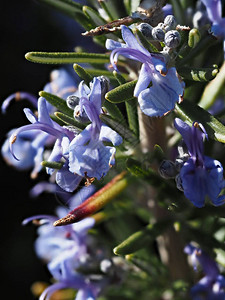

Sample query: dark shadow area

[0,0,100,298]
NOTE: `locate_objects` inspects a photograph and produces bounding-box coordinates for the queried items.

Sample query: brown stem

[138,108,190,280]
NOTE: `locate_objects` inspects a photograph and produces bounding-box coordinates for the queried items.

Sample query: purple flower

[184,243,225,299]
[23,187,105,300]
[1,69,78,179]
[8,96,82,191]
[174,118,225,208]
[1,68,77,114]
[106,25,184,117]
[201,0,225,55]
[68,77,122,180]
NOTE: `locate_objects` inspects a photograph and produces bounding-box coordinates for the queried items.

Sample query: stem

[138,108,190,280]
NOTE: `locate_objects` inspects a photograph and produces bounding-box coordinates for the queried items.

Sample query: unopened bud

[66,95,80,110]
[97,75,110,105]
[188,28,201,48]
[137,23,153,39]
[74,105,89,123]
[175,174,183,191]
[152,26,165,41]
[164,15,177,31]
[159,160,177,179]
[164,30,181,48]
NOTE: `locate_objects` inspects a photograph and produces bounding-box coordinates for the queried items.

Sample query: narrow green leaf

[54,112,86,130]
[112,71,139,136]
[25,52,110,65]
[177,66,219,82]
[176,33,217,67]
[83,5,106,27]
[176,25,191,60]
[73,64,93,85]
[198,62,225,110]
[87,68,128,81]
[175,99,225,143]
[41,160,64,169]
[96,0,120,20]
[114,220,171,255]
[98,0,115,21]
[105,80,137,103]
[126,158,153,178]
[82,6,107,46]
[100,114,139,145]
[35,0,92,29]
[113,71,126,85]
[54,171,129,226]
[103,101,126,123]
[36,0,82,13]
[39,91,73,117]
[170,0,186,25]
[125,99,139,136]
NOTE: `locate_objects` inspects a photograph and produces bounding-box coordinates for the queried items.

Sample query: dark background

[0,0,98,298]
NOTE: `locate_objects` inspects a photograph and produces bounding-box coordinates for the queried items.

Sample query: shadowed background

[0,0,99,298]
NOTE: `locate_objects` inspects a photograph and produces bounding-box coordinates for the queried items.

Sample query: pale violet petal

[105,39,126,50]
[134,63,152,97]
[99,124,122,146]
[121,25,150,56]
[23,107,37,123]
[56,165,82,192]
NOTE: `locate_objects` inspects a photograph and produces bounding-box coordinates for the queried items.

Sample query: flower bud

[66,95,80,110]
[175,174,183,191]
[74,105,89,123]
[188,28,201,48]
[164,30,181,48]
[97,75,110,105]
[159,160,177,179]
[152,26,165,41]
[164,15,177,31]
[137,23,153,39]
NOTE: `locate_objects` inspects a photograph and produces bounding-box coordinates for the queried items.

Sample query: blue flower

[106,25,184,117]
[8,96,82,191]
[1,69,78,179]
[24,218,100,299]
[184,243,225,299]
[201,0,225,55]
[174,118,225,207]
[68,77,122,180]
[23,186,105,300]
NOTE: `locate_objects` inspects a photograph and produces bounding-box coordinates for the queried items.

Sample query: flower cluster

[185,244,225,299]
[3,76,122,192]
[201,0,225,56]
[2,1,225,299]
[1,69,77,178]
[159,118,225,208]
[106,24,184,117]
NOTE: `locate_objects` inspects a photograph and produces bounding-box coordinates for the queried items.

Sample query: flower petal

[56,164,83,192]
[121,25,150,56]
[138,68,183,117]
[180,159,207,207]
[99,124,123,146]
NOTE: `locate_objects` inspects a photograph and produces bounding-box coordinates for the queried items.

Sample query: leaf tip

[25,52,32,61]
[39,91,44,97]
[113,246,120,256]
[53,214,76,227]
